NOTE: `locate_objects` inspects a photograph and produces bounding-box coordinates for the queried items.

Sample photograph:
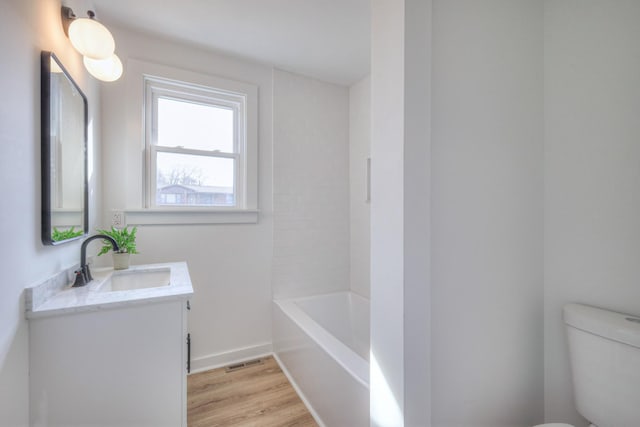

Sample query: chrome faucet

[73,234,120,287]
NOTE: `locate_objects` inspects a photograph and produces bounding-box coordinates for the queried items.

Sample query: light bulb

[69,16,115,60]
[83,54,123,82]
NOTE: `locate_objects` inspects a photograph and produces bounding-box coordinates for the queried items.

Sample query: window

[144,74,257,212]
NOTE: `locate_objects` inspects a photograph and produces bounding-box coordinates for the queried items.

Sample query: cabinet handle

[186,300,191,310]
[187,333,191,374]
[366,157,371,203]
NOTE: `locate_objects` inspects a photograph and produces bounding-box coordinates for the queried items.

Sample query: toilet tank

[564,303,640,427]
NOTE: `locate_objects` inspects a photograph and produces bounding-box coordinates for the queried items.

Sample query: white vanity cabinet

[30,299,189,427]
[27,262,193,427]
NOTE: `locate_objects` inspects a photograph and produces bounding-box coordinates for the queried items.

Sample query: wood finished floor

[187,356,319,427]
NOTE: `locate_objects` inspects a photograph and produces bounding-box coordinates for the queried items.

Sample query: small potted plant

[96,226,139,270]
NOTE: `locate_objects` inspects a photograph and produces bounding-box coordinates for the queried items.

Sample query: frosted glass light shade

[83,54,123,82]
[68,18,115,60]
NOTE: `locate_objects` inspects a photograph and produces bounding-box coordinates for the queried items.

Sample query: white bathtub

[273,291,370,427]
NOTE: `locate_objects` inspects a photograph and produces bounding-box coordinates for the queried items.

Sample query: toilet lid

[532,424,575,427]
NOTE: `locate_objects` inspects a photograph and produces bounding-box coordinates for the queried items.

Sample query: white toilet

[534,303,640,427]
[533,424,574,427]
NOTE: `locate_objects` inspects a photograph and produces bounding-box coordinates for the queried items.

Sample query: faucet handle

[72,270,86,287]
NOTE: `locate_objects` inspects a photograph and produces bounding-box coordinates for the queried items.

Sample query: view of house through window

[146,77,246,208]
[156,152,235,206]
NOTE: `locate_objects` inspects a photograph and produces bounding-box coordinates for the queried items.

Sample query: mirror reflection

[41,51,88,245]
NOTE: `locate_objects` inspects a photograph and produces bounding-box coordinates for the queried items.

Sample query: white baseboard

[189,342,273,374]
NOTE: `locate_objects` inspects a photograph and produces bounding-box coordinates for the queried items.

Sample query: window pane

[157,97,234,152]
[156,152,235,207]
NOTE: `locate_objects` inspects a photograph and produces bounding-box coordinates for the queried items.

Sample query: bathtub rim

[274,291,370,388]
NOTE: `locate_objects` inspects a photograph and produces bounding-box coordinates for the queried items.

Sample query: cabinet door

[31,300,185,427]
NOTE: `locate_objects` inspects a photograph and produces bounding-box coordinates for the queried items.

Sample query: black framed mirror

[41,51,88,245]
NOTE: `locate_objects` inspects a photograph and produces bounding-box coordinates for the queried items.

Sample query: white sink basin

[97,268,171,292]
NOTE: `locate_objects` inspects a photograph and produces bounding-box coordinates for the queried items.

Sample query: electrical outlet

[111,210,125,228]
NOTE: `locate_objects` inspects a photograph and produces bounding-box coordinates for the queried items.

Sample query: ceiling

[91,0,371,86]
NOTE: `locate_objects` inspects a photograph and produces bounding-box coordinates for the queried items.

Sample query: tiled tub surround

[273,291,369,427]
[26,261,193,318]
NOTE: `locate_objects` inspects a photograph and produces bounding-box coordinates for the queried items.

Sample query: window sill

[123,209,259,225]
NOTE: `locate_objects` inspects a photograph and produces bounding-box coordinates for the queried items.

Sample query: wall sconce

[62,6,123,82]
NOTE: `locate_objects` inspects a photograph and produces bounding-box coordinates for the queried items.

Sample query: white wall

[543,1,640,425]
[430,1,543,426]
[370,1,407,422]
[0,1,102,425]
[272,69,350,299]
[370,0,432,425]
[349,76,371,299]
[100,26,274,370]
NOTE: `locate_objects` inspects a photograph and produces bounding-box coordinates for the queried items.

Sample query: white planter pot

[112,252,130,270]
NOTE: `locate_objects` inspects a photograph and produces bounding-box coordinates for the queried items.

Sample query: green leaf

[51,226,84,242]
[95,226,139,256]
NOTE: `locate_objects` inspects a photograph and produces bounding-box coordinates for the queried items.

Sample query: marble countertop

[26,262,194,319]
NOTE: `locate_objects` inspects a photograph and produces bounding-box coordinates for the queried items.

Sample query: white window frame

[122,59,259,225]
[145,77,247,209]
